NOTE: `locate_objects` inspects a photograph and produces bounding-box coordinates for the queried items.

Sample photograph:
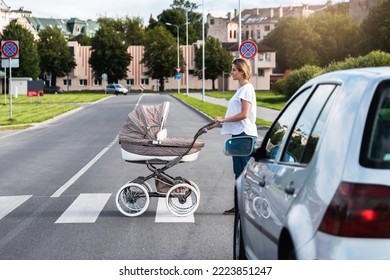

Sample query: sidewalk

[187,92,280,123]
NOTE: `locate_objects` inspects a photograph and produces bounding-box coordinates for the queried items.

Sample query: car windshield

[361,80,390,169]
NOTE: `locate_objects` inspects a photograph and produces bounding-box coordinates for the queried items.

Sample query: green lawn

[207,91,288,111]
[0,93,108,128]
[174,94,273,126]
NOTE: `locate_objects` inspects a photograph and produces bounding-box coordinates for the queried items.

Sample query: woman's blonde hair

[233,58,252,80]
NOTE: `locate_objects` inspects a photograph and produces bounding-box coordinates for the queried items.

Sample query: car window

[360,80,390,169]
[283,84,339,164]
[261,87,312,161]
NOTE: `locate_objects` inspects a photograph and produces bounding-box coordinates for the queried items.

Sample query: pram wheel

[166,183,200,217]
[116,183,150,217]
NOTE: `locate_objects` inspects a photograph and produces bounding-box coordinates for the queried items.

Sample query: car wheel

[233,209,247,260]
[279,233,297,260]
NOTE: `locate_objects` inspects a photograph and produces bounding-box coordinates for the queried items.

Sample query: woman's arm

[215,99,251,123]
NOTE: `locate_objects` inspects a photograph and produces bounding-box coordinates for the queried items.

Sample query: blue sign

[175,73,181,79]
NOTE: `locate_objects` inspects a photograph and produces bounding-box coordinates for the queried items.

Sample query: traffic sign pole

[9,58,12,119]
[2,40,19,120]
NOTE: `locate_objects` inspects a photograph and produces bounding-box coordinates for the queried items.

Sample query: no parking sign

[1,40,19,59]
[239,40,258,60]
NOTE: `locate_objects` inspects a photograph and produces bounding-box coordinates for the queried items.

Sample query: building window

[94,79,102,86]
[234,30,237,39]
[126,79,134,86]
[258,52,271,62]
[264,25,270,31]
[79,79,87,86]
[210,19,215,25]
[141,79,149,85]
[257,69,265,77]
[63,79,72,86]
[257,30,261,39]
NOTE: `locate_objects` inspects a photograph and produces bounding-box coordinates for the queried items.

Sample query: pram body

[116,101,218,217]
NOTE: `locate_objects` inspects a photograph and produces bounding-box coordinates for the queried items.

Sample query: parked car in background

[105,84,128,95]
[43,85,64,94]
[225,67,390,260]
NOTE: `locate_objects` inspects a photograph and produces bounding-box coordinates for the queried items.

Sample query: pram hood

[119,102,205,159]
[120,101,170,141]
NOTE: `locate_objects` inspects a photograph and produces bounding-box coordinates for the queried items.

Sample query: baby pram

[116,101,218,217]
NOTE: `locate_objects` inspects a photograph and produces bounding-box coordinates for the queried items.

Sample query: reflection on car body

[225,67,390,260]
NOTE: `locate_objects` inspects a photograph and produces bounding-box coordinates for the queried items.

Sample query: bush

[325,50,390,72]
[274,51,390,99]
[271,79,285,94]
[283,65,323,98]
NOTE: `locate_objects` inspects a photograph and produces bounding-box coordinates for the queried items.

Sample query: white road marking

[51,136,118,198]
[0,195,32,220]
[55,193,111,223]
[155,198,195,223]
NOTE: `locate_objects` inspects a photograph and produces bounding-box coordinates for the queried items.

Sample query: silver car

[225,67,390,260]
[105,83,129,95]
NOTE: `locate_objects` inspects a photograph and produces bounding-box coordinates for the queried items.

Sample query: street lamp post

[166,22,180,94]
[202,0,205,101]
[186,10,189,96]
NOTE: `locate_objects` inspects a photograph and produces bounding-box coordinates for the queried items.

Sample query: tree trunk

[159,78,165,92]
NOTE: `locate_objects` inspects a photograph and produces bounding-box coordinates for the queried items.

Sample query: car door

[245,84,339,259]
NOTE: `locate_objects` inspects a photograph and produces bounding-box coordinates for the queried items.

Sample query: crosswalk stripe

[55,193,111,224]
[155,198,195,223]
[0,195,32,221]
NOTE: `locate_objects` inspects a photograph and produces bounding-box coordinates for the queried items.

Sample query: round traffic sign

[239,40,258,60]
[1,40,19,58]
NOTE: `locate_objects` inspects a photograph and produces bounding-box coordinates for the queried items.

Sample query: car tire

[233,209,247,260]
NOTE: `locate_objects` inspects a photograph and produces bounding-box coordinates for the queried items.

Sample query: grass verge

[206,91,288,111]
[173,94,273,126]
[0,94,108,128]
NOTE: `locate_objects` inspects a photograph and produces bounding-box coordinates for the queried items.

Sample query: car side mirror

[223,136,256,157]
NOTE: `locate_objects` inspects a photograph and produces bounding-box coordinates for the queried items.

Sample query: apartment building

[207,1,333,44]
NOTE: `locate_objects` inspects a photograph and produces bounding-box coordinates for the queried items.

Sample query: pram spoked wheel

[166,183,200,217]
[116,182,150,217]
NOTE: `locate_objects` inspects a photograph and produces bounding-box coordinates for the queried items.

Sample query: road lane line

[155,198,195,223]
[51,136,118,198]
[0,195,32,220]
[55,193,111,223]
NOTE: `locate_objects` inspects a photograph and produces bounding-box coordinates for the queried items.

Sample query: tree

[154,0,204,45]
[98,17,146,46]
[37,27,76,86]
[142,25,183,92]
[89,20,132,84]
[359,0,390,53]
[308,11,359,67]
[263,11,359,71]
[283,18,321,69]
[194,36,234,90]
[262,17,295,72]
[2,22,40,79]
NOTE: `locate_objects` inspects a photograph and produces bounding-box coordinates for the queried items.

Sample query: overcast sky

[4,0,341,24]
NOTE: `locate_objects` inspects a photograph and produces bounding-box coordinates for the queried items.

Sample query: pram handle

[192,121,220,141]
[205,121,220,130]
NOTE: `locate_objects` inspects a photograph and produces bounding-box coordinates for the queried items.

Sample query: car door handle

[259,175,266,187]
[285,181,295,195]
[246,174,266,187]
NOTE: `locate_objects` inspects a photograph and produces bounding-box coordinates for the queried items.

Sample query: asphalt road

[0,94,244,260]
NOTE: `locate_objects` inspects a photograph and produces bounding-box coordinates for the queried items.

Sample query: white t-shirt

[221,83,258,137]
